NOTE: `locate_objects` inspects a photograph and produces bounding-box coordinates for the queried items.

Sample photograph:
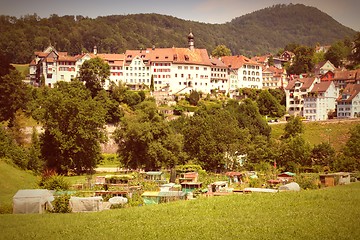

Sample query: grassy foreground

[1,182,359,240]
[0,159,37,213]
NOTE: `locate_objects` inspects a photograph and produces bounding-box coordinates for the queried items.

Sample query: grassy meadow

[0,182,359,240]
[270,119,360,151]
[0,160,38,213]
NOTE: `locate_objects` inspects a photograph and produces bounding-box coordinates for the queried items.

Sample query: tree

[287,46,314,74]
[150,75,154,92]
[340,124,360,170]
[94,90,124,125]
[225,98,271,138]
[78,57,110,97]
[278,135,311,171]
[28,127,43,173]
[311,142,335,167]
[188,90,200,106]
[349,32,360,68]
[211,45,232,58]
[0,70,31,126]
[182,108,250,171]
[38,81,107,174]
[283,116,304,139]
[325,40,351,68]
[114,101,183,170]
[256,90,285,118]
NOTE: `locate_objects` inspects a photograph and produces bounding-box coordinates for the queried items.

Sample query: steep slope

[0,159,38,213]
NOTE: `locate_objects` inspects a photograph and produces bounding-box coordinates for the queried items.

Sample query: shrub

[50,194,71,213]
[39,173,70,191]
[294,173,320,190]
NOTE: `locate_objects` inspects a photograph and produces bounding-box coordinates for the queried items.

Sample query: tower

[188,30,194,51]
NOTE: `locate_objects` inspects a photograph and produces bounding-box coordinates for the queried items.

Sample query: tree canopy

[78,57,110,97]
[37,81,107,174]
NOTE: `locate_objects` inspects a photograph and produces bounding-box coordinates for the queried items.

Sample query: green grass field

[0,182,359,239]
[271,119,360,151]
[0,159,38,213]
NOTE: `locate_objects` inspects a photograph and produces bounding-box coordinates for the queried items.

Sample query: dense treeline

[0,4,356,64]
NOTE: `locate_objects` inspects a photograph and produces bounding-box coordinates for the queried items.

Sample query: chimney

[93,46,97,55]
[152,45,155,50]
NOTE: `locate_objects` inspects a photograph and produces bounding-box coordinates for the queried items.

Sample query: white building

[337,84,360,118]
[303,81,338,121]
[262,66,288,89]
[285,77,320,116]
[221,55,262,89]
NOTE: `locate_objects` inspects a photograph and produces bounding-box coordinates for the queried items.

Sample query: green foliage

[349,32,360,67]
[279,135,311,169]
[283,116,304,139]
[287,45,315,74]
[325,40,352,67]
[211,45,232,57]
[37,81,107,174]
[114,101,182,170]
[0,70,31,125]
[38,173,70,191]
[94,90,124,125]
[294,173,320,190]
[225,98,271,138]
[50,194,71,213]
[188,90,200,106]
[311,142,335,167]
[182,108,250,171]
[256,90,285,117]
[27,127,44,173]
[0,126,29,169]
[78,57,110,97]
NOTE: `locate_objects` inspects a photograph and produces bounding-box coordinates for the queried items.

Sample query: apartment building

[303,81,337,121]
[285,77,319,116]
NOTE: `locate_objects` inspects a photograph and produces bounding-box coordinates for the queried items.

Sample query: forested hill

[0,3,356,64]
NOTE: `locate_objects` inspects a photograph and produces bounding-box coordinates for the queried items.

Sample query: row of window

[244,65,260,69]
[58,61,76,66]
[243,77,260,82]
[211,68,226,72]
[178,66,206,71]
[154,69,171,72]
[242,71,260,76]
[153,63,171,66]
[58,67,75,71]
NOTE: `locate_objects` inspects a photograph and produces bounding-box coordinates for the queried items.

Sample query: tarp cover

[69,196,103,212]
[13,189,54,214]
[279,182,301,191]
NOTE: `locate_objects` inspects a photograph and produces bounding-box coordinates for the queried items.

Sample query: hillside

[0,4,356,63]
[0,159,38,213]
[271,119,360,151]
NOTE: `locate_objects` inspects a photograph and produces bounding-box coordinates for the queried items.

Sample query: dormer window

[184,55,189,61]
[127,55,132,58]
[141,55,145,58]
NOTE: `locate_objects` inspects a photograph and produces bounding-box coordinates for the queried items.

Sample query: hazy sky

[1,0,359,31]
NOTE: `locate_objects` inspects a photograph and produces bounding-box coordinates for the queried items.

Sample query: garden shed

[13,189,54,214]
[69,196,103,212]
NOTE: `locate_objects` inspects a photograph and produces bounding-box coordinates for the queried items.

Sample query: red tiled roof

[337,84,360,103]
[333,70,359,81]
[285,77,316,91]
[310,81,331,93]
[221,55,259,69]
[210,58,227,67]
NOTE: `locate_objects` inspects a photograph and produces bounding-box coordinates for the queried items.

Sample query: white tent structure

[69,196,103,212]
[13,189,54,214]
[279,182,301,191]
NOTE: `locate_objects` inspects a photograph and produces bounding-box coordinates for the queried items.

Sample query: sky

[1,0,359,31]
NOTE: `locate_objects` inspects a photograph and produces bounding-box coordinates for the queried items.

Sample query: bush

[294,173,320,190]
[50,194,71,213]
[39,173,70,191]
